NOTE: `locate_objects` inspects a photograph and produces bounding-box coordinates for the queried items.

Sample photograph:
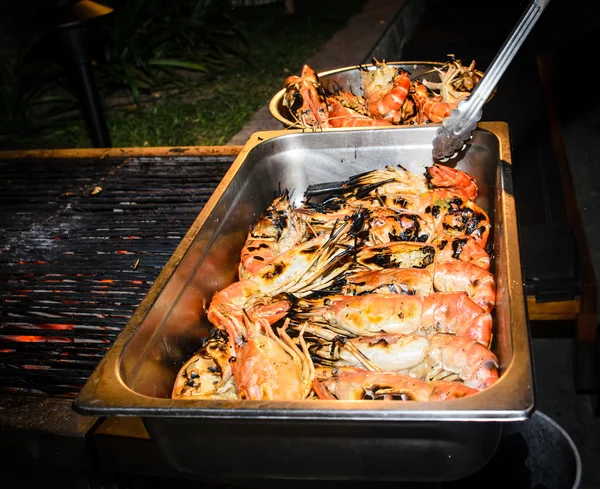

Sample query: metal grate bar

[0,155,234,398]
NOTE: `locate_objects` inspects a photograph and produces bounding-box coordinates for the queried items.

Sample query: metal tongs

[432,0,551,161]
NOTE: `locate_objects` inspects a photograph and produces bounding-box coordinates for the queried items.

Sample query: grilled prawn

[208,226,355,334]
[332,164,429,197]
[353,238,491,275]
[337,268,435,297]
[172,330,237,400]
[428,261,495,313]
[297,207,435,245]
[434,236,490,271]
[291,291,492,346]
[422,59,480,105]
[330,261,495,313]
[304,329,498,390]
[327,97,394,128]
[313,367,477,401]
[425,164,478,200]
[360,60,412,123]
[355,242,438,270]
[361,208,435,245]
[224,315,315,400]
[411,80,456,124]
[239,190,306,280]
[283,65,330,129]
[359,193,491,248]
[302,164,478,205]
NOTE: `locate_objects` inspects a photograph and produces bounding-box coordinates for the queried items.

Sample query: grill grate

[0,155,234,398]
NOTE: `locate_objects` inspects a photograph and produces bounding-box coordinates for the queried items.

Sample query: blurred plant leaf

[90,0,247,104]
[148,59,211,72]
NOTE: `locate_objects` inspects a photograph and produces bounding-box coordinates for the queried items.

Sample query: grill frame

[0,146,241,399]
[0,145,242,469]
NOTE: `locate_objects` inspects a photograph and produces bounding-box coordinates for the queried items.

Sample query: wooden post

[537,50,598,394]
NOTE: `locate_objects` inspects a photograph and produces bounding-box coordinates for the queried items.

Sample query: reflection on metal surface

[75,122,533,422]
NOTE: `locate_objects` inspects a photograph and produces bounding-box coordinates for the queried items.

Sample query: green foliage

[0,35,76,137]
[1,0,370,149]
[94,0,249,104]
[0,0,249,143]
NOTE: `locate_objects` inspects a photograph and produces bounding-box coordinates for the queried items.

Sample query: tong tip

[432,126,466,161]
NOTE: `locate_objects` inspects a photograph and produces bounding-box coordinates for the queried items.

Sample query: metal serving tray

[75,122,534,481]
[269,61,492,128]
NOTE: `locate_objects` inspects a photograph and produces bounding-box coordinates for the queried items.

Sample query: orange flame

[0,335,73,343]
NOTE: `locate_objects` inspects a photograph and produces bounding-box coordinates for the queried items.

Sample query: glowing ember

[0,335,74,343]
[39,323,74,331]
[23,365,51,370]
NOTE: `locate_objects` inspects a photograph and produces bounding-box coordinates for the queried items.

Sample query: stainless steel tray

[74,122,534,481]
[269,61,493,128]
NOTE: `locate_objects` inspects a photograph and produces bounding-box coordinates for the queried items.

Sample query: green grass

[1,0,368,150]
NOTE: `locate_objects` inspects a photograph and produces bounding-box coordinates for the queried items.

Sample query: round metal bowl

[269,61,490,128]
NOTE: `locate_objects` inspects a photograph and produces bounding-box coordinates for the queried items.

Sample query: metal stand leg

[56,26,111,148]
[574,339,598,394]
[573,290,598,393]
